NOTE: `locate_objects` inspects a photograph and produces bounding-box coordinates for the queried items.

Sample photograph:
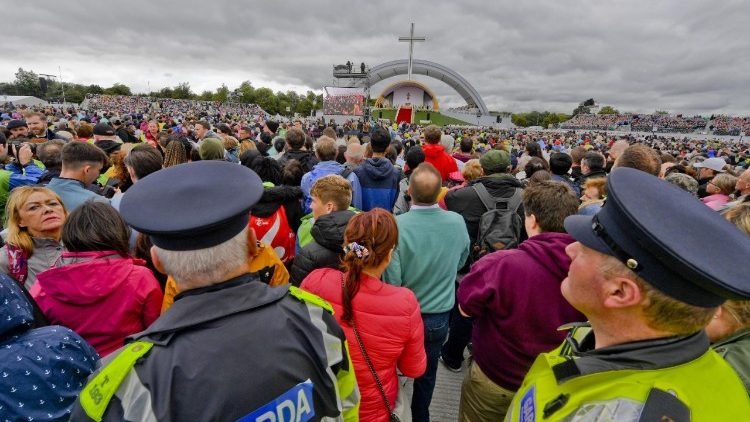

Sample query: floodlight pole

[58,66,66,104]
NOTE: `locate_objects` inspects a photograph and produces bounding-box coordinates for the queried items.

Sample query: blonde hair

[310,175,352,211]
[239,140,257,155]
[601,256,715,335]
[583,177,608,198]
[725,203,750,236]
[462,159,483,182]
[5,186,67,255]
[711,173,737,195]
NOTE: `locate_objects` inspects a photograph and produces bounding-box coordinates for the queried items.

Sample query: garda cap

[119,161,263,251]
[564,167,750,308]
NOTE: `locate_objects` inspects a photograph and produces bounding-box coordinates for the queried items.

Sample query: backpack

[249,205,296,264]
[472,184,523,259]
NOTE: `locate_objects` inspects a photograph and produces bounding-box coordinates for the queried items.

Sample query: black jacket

[250,185,304,233]
[444,174,526,246]
[289,210,355,286]
[278,149,319,174]
[115,127,138,143]
[70,274,358,421]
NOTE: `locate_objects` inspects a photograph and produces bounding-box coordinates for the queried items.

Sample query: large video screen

[324,87,365,116]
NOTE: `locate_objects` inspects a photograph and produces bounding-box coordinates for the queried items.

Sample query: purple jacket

[458,232,584,390]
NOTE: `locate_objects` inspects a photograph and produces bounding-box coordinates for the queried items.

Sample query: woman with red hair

[302,208,426,422]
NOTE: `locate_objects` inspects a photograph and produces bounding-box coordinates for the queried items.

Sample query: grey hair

[153,227,249,286]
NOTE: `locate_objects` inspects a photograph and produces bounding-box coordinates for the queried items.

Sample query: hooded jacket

[278,149,319,174]
[422,143,458,181]
[458,232,585,390]
[300,161,363,213]
[444,174,526,246]
[0,273,98,422]
[251,185,304,233]
[290,210,355,286]
[31,251,163,357]
[353,157,401,211]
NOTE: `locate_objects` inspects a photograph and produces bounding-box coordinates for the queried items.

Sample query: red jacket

[422,143,458,182]
[31,251,163,357]
[302,268,426,422]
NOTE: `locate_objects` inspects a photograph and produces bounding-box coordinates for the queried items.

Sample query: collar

[410,204,440,210]
[134,273,288,345]
[712,327,750,349]
[51,177,86,187]
[553,327,710,383]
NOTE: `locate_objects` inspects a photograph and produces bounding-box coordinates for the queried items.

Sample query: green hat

[480,149,511,173]
[199,138,225,161]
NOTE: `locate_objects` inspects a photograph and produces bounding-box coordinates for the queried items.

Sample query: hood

[0,274,34,337]
[311,210,356,251]
[285,149,316,165]
[423,143,448,159]
[362,157,396,181]
[309,161,343,178]
[453,152,473,162]
[252,185,303,218]
[518,232,575,280]
[35,252,146,305]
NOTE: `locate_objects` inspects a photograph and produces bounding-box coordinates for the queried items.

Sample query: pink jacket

[302,268,426,422]
[702,193,730,211]
[31,251,163,357]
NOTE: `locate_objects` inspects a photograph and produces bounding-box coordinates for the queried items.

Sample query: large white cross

[399,23,426,80]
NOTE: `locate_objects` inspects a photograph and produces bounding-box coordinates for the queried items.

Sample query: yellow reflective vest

[506,327,750,421]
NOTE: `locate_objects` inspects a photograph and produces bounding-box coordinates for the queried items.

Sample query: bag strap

[340,167,353,180]
[495,188,523,212]
[472,183,496,211]
[342,274,394,417]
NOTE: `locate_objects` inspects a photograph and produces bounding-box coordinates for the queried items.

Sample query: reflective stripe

[117,371,158,422]
[306,303,360,421]
[289,286,334,314]
[80,341,153,422]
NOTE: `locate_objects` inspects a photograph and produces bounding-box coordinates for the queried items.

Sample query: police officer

[506,168,750,421]
[70,161,360,421]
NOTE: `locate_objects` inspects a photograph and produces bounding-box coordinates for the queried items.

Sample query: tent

[0,95,48,107]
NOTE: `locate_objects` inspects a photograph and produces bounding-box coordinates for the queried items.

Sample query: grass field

[371,109,472,126]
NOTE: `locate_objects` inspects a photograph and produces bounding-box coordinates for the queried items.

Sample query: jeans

[441,287,473,369]
[412,311,450,422]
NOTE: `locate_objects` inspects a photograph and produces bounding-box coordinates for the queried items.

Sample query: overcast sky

[4,0,750,115]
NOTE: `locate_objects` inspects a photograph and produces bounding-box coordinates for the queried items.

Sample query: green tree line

[0,68,323,117]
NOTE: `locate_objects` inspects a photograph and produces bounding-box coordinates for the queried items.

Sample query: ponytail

[339,209,399,325]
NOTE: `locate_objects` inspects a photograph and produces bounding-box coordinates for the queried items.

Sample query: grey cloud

[3,0,750,115]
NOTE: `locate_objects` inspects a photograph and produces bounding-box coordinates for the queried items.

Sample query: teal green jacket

[383,207,470,313]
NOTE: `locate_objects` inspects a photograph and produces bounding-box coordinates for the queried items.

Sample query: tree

[198,90,214,101]
[598,106,619,115]
[582,98,595,106]
[172,82,194,99]
[213,84,229,102]
[254,87,277,114]
[237,81,256,104]
[104,83,132,96]
[572,104,591,117]
[14,68,42,97]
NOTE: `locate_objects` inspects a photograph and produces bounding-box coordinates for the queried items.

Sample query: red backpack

[249,206,296,264]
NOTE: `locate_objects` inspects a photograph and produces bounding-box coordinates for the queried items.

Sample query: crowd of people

[83,94,268,121]
[1,99,750,422]
[561,112,709,133]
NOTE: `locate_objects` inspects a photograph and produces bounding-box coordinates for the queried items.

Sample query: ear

[247,226,259,258]
[325,201,336,214]
[150,246,167,275]
[526,213,539,232]
[714,306,724,320]
[601,275,643,309]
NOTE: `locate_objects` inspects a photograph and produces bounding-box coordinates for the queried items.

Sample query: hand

[18,144,32,166]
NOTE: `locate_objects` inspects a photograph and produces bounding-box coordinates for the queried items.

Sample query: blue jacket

[300,161,362,213]
[5,162,45,191]
[0,273,98,421]
[353,158,401,211]
[47,177,110,211]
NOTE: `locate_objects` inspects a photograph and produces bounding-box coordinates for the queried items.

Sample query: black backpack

[472,184,523,259]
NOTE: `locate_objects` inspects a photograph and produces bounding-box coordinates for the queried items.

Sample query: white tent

[0,95,48,107]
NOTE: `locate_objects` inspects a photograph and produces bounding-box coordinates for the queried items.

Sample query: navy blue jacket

[0,273,98,421]
[353,157,401,211]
